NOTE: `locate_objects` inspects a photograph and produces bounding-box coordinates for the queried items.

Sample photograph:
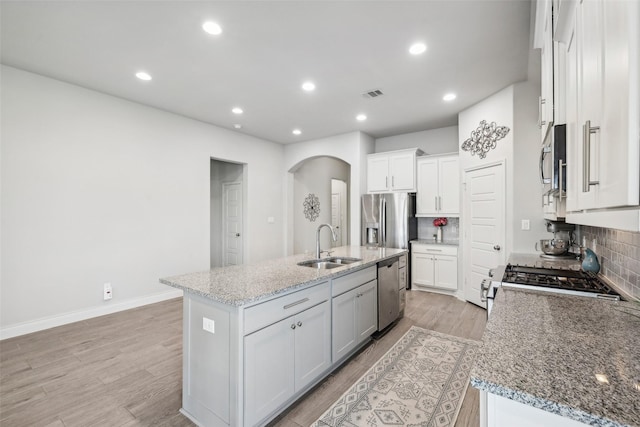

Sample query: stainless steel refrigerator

[361,193,417,331]
[361,193,417,251]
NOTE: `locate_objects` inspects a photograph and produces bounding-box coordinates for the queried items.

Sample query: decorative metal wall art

[461,120,510,159]
[303,193,320,221]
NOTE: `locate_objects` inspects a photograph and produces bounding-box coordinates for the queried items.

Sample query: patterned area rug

[312,326,481,427]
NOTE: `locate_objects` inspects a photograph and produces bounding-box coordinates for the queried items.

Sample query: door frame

[462,159,507,306]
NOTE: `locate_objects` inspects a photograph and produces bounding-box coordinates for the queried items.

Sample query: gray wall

[375,126,459,155]
[1,65,285,336]
[293,157,350,254]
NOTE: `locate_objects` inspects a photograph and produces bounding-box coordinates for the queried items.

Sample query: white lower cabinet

[485,392,589,427]
[244,301,331,426]
[411,243,458,291]
[332,279,377,362]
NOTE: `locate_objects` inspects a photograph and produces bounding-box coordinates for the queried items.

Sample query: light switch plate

[203,317,215,334]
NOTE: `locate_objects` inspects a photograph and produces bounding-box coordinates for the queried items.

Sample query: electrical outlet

[521,219,530,230]
[203,317,215,334]
[103,283,112,300]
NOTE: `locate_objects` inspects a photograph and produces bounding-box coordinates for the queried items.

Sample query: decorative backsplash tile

[417,217,460,242]
[581,226,640,300]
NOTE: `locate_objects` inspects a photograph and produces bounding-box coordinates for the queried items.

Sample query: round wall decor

[303,193,320,222]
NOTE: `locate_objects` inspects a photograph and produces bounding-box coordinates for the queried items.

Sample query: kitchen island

[160,245,407,427]
[471,287,640,427]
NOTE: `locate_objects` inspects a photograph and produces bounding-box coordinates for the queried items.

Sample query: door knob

[493,245,501,251]
[297,321,302,327]
[291,324,296,329]
[236,233,241,237]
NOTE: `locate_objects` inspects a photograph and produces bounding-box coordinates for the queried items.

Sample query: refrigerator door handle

[380,198,386,246]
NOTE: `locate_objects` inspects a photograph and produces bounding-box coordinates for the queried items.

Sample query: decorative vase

[436,226,443,243]
[582,248,600,273]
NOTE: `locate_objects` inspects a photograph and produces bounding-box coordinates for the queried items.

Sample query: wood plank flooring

[0,290,486,426]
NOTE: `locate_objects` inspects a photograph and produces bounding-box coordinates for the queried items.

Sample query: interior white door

[331,179,348,247]
[223,182,243,266]
[463,163,506,307]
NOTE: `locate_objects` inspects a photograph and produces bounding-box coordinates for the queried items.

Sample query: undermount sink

[297,257,362,269]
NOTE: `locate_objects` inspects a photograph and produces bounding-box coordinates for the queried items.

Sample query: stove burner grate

[502,264,619,295]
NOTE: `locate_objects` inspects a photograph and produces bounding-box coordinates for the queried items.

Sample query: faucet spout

[316,223,337,259]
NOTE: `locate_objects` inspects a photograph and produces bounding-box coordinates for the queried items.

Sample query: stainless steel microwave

[540,124,567,193]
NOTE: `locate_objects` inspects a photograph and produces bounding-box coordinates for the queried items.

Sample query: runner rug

[312,326,481,427]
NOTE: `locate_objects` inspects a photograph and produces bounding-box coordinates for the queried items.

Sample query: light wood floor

[0,290,486,427]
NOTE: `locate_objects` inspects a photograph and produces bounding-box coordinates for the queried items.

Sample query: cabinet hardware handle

[434,196,438,211]
[493,245,501,251]
[283,297,309,310]
[291,324,296,329]
[297,321,302,327]
[235,233,241,237]
[540,145,551,184]
[426,249,443,252]
[392,176,395,187]
[385,176,388,188]
[582,120,600,193]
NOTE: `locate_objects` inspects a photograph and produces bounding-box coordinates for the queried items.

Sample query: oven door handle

[480,279,491,303]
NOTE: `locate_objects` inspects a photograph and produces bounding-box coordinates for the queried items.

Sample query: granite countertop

[160,245,407,307]
[411,239,459,247]
[471,287,640,426]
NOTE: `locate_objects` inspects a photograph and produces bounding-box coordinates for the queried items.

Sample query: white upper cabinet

[416,155,460,216]
[561,0,640,230]
[536,0,555,143]
[367,148,423,193]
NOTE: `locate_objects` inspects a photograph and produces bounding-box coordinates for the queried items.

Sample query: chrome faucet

[316,223,337,259]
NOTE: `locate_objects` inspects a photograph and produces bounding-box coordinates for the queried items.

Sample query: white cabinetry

[416,155,460,216]
[562,0,640,230]
[367,149,422,193]
[485,392,588,427]
[411,243,458,291]
[244,284,331,426]
[331,266,377,362]
[535,0,554,142]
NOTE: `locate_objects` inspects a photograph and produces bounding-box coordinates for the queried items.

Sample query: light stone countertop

[411,239,459,246]
[160,245,407,307]
[471,287,640,427]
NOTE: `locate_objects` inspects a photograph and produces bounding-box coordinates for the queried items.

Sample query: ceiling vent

[362,89,384,99]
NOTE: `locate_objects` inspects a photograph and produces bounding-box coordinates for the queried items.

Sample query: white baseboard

[0,289,184,340]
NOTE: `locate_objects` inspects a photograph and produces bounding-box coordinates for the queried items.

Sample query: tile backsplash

[417,217,460,242]
[581,226,640,300]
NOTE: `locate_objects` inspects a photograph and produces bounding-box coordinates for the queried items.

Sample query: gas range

[481,263,621,314]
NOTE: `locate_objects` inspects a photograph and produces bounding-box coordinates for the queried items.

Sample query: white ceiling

[0,1,532,144]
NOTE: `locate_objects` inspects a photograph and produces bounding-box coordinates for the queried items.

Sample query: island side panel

[182,292,238,427]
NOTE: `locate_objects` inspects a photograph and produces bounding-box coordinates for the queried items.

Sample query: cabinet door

[575,0,603,210]
[244,319,295,426]
[389,152,416,191]
[367,156,390,192]
[434,255,458,290]
[416,158,438,215]
[332,289,357,362]
[294,301,331,391]
[565,7,580,213]
[411,252,435,287]
[438,157,460,215]
[539,0,554,142]
[355,280,378,343]
[597,0,640,208]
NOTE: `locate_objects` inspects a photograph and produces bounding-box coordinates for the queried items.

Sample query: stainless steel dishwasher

[377,257,399,331]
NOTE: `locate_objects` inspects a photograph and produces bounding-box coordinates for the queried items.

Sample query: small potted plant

[433,217,448,242]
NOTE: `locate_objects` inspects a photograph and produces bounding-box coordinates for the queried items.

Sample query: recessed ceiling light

[356,114,367,121]
[232,107,243,115]
[443,93,457,101]
[409,42,427,55]
[202,21,222,35]
[292,129,302,135]
[233,124,242,129]
[302,81,316,92]
[135,71,152,81]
